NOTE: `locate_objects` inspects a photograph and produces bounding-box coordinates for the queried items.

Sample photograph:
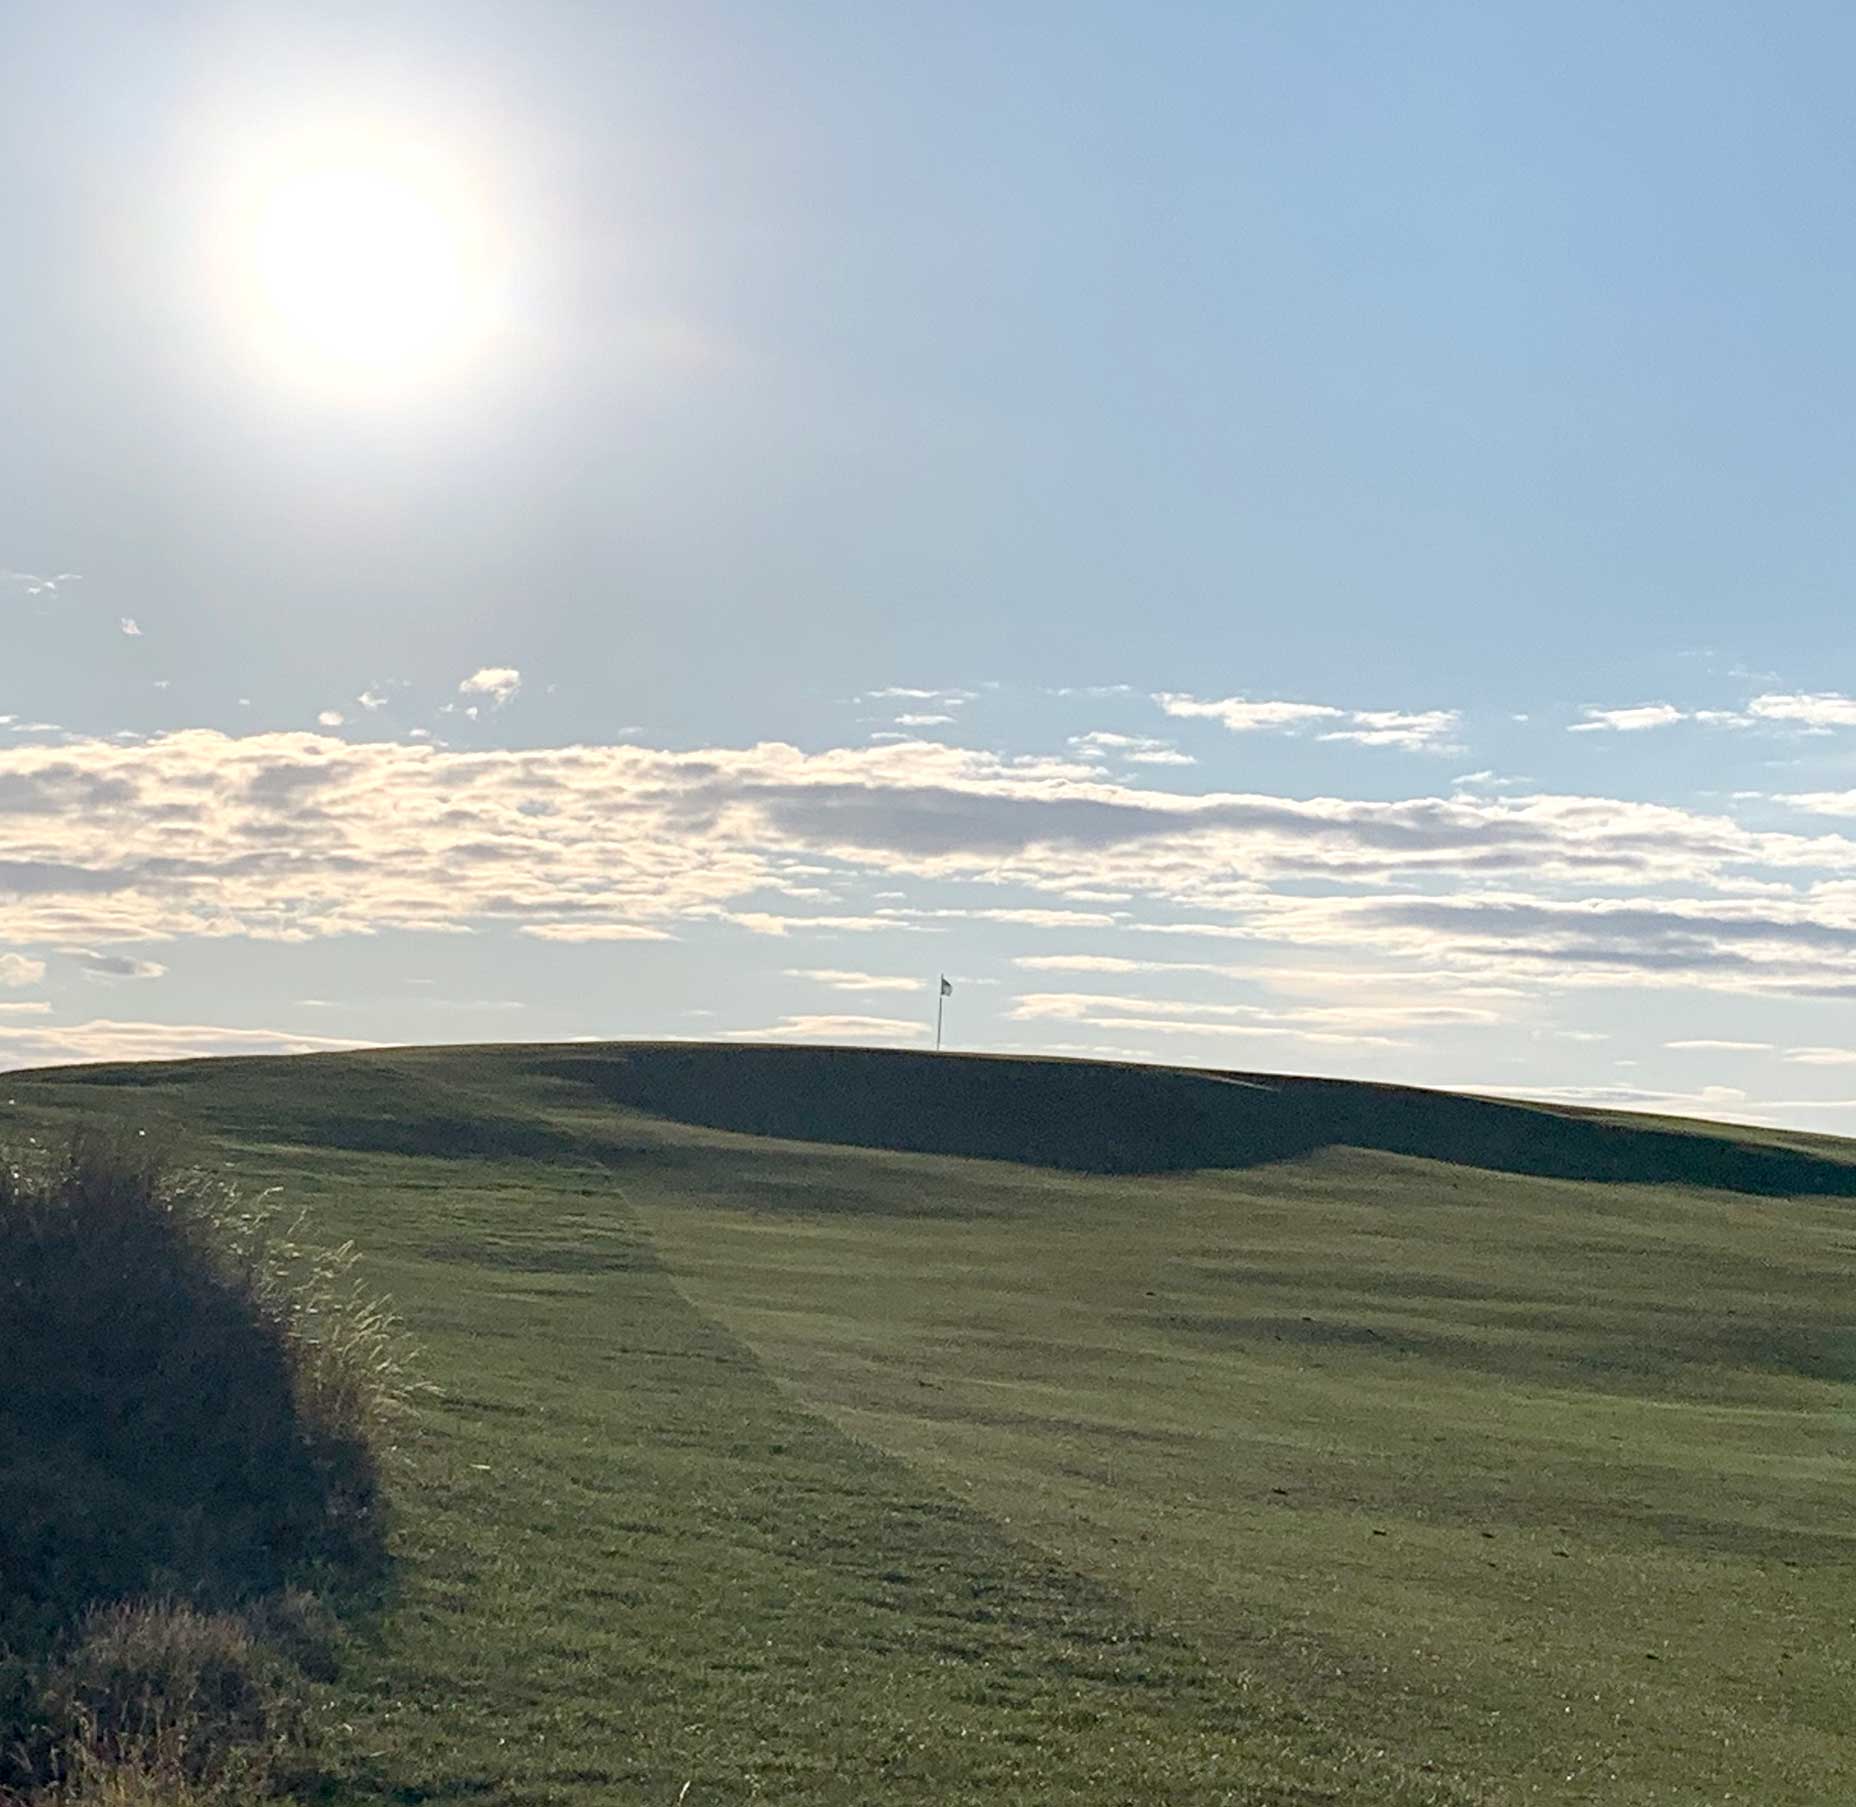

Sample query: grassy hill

[5,1044,1853,1805]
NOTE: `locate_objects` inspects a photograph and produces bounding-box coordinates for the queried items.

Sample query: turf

[4,1043,1852,1804]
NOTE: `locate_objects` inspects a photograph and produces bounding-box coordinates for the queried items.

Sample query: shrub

[0,1129,412,1798]
[36,1601,298,1800]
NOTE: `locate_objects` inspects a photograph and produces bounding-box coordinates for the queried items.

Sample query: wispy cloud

[119,617,143,638]
[0,1018,374,1071]
[1157,693,1459,750]
[1069,732,1195,767]
[1156,695,1345,733]
[3,570,81,600]
[68,949,168,981]
[722,1013,929,1041]
[783,968,925,992]
[1317,709,1461,751]
[517,922,676,942]
[1749,692,1856,730]
[0,954,46,988]
[1665,1038,1771,1052]
[1568,703,1685,733]
[1013,952,1246,979]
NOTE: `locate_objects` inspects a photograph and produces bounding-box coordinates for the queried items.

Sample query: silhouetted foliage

[0,1131,407,1796]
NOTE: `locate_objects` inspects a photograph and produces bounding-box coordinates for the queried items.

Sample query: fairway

[6,1044,1852,1805]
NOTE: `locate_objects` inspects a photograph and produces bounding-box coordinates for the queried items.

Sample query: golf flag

[940,976,953,997]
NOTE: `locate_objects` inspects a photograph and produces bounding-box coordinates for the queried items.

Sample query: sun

[231,133,503,397]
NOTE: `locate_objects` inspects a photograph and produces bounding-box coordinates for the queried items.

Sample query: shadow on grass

[531,1044,1856,1197]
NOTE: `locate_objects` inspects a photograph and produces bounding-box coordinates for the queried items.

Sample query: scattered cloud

[1070,732,1194,767]
[0,954,46,988]
[517,922,676,943]
[3,570,81,599]
[119,617,143,637]
[1318,709,1461,751]
[885,907,1123,929]
[1568,704,1685,734]
[1782,1046,1856,1066]
[709,911,907,937]
[895,713,955,727]
[1014,953,1247,979]
[317,711,345,728]
[1748,692,1856,730]
[459,667,522,708]
[783,968,925,992]
[1665,1039,1772,1052]
[1157,694,1459,750]
[13,730,1856,1010]
[1157,695,1345,733]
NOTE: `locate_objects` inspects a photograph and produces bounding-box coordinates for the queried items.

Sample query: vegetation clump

[0,1130,411,1802]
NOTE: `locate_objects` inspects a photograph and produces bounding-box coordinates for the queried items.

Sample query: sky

[10,3,1856,1130]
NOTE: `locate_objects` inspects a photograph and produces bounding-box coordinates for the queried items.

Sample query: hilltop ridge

[32,1039,1856,1198]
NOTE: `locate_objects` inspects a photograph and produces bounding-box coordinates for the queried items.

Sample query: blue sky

[10,2,1856,1128]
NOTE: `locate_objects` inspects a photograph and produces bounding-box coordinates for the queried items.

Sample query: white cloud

[459,667,522,708]
[317,710,345,728]
[15,730,1856,1007]
[358,689,389,711]
[120,617,143,637]
[885,907,1123,928]
[1070,732,1195,767]
[3,570,81,599]
[517,922,676,943]
[710,912,906,937]
[1749,692,1856,730]
[0,954,46,988]
[1317,709,1461,751]
[0,1001,51,1016]
[1665,1039,1772,1052]
[1783,1046,1856,1066]
[1567,704,1685,734]
[895,713,955,726]
[784,969,925,993]
[1157,694,1345,732]
[1776,789,1856,817]
[1158,694,1458,750]
[1014,953,1248,979]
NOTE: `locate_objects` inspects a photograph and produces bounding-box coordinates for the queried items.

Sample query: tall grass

[0,1130,413,1801]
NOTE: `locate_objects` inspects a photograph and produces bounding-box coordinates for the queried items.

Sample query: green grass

[5,1044,1853,1804]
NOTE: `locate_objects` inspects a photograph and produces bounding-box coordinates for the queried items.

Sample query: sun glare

[231,134,502,397]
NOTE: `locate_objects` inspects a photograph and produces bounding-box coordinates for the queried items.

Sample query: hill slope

[5,1043,1853,1805]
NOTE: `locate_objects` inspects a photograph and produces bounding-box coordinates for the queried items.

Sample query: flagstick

[936,975,945,1051]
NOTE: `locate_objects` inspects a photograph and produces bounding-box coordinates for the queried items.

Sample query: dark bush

[0,1130,409,1797]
